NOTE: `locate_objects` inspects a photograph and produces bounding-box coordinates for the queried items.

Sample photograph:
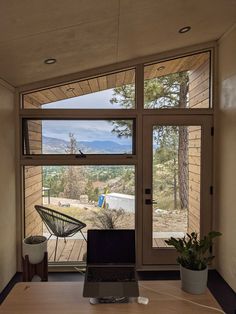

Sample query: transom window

[144,51,210,109]
[23,68,135,110]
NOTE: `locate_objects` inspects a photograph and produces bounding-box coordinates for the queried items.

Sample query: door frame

[142,114,213,264]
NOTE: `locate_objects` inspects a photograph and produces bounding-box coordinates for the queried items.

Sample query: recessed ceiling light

[178,26,191,34]
[157,66,165,71]
[66,87,75,92]
[44,58,57,65]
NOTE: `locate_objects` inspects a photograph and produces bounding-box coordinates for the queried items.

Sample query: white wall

[216,24,236,292]
[0,80,16,292]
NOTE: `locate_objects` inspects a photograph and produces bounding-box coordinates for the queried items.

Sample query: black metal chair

[35,205,87,261]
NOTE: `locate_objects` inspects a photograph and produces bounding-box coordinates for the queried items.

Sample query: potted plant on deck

[165,231,221,294]
[23,235,47,264]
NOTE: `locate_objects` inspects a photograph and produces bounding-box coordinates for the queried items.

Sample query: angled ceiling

[0,0,236,87]
[25,52,208,107]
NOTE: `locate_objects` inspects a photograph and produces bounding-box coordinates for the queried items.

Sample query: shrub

[89,208,125,229]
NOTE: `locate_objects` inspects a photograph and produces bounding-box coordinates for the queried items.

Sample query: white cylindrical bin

[23,235,47,264]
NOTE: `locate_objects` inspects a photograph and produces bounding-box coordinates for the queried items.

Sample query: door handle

[145,199,157,205]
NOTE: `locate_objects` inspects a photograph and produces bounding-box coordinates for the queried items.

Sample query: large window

[24,165,135,262]
[20,49,213,266]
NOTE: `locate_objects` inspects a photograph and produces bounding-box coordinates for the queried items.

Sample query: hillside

[42,136,132,154]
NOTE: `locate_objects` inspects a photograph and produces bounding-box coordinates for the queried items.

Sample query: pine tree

[110,72,189,210]
[63,133,87,199]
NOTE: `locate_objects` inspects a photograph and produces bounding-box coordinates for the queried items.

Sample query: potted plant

[165,231,221,294]
[23,235,47,264]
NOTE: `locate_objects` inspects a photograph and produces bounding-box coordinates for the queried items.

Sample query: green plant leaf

[165,231,221,270]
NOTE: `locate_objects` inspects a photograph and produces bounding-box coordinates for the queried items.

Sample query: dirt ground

[153,208,187,232]
[44,197,187,233]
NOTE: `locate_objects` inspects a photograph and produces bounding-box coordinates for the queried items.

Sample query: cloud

[42,120,131,144]
[41,89,132,144]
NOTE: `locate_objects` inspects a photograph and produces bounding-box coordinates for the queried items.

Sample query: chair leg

[80,230,87,242]
[54,237,59,261]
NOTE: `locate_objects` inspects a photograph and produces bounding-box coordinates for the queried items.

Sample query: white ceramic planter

[180,265,208,294]
[23,236,47,264]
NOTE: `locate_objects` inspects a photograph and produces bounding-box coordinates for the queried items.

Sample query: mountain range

[42,136,132,154]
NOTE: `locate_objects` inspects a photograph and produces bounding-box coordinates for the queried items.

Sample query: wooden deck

[48,239,87,262]
[152,238,170,247]
[47,238,169,262]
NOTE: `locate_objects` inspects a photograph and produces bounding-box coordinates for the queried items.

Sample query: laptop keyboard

[87,267,136,282]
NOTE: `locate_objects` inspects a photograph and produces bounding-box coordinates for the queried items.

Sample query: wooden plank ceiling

[24,52,209,108]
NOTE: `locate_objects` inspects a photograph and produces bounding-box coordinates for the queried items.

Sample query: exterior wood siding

[187,58,209,233]
[25,166,43,236]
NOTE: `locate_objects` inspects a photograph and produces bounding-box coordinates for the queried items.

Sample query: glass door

[142,115,213,264]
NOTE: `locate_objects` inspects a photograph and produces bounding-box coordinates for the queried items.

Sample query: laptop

[83,229,139,298]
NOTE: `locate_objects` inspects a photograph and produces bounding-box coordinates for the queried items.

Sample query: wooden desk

[0,281,223,314]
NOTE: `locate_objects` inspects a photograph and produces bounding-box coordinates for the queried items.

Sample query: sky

[43,89,119,109]
[42,120,132,144]
[42,89,132,145]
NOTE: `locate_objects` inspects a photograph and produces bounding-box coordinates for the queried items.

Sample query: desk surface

[0,281,222,314]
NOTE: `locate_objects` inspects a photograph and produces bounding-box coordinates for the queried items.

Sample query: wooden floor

[48,238,169,262]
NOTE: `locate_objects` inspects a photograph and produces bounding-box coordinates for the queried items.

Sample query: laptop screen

[87,229,135,264]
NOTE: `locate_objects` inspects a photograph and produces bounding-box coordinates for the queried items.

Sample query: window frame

[22,117,136,157]
[18,45,215,269]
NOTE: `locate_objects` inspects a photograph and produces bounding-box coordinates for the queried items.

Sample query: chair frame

[35,205,87,261]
